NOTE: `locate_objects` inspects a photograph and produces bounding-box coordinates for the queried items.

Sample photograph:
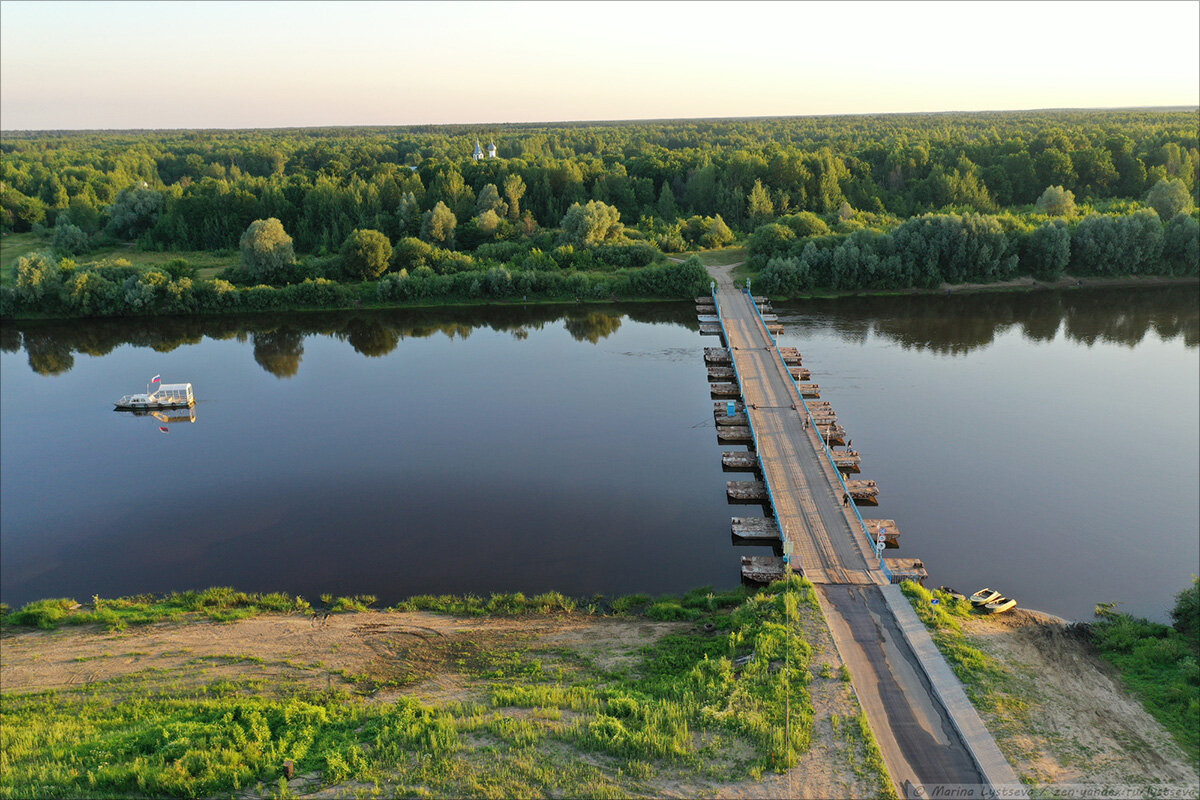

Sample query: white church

[472,139,497,160]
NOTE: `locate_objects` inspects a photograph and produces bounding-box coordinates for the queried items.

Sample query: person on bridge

[843,492,850,507]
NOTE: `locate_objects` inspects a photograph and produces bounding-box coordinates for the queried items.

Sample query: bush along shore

[1,205,1195,322]
[0,246,713,320]
[0,578,898,800]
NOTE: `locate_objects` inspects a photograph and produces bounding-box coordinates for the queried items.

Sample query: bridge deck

[708,281,1023,795]
[716,287,880,585]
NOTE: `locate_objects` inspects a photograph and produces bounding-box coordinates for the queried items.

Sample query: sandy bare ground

[1,611,592,696]
[3,608,1194,797]
[1,610,886,799]
[960,608,1197,788]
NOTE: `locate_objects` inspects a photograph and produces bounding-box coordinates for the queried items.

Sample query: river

[1,284,1196,621]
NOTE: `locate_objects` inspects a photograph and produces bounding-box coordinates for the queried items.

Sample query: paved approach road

[710,275,1018,793]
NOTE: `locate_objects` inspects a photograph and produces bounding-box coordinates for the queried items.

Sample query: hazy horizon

[2,0,1197,131]
[2,104,1196,134]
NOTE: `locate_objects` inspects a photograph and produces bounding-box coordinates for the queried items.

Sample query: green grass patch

[830,712,899,799]
[0,682,457,799]
[1089,588,1199,766]
[480,577,820,773]
[76,246,236,273]
[675,246,747,268]
[389,591,577,615]
[899,582,1023,718]
[0,579,858,797]
[1,588,310,632]
[1,232,47,282]
[0,234,237,287]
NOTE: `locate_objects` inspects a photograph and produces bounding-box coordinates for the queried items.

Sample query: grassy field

[0,579,895,799]
[0,232,234,285]
[675,246,746,268]
[0,232,45,283]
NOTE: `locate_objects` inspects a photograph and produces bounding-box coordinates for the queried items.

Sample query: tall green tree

[747,179,775,227]
[503,174,526,220]
[700,214,735,248]
[1146,178,1194,221]
[239,218,297,284]
[1162,214,1199,275]
[560,200,623,246]
[475,183,508,218]
[1023,220,1071,280]
[657,181,679,221]
[105,185,164,240]
[429,168,475,221]
[340,229,393,281]
[52,217,89,256]
[420,202,457,247]
[1035,185,1076,216]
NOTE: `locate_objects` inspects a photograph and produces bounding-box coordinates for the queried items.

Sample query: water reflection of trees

[252,329,305,378]
[563,312,622,344]
[2,302,695,377]
[341,319,401,358]
[6,287,1192,377]
[777,285,1198,356]
[22,330,75,375]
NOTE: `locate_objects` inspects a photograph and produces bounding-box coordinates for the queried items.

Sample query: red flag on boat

[159,426,169,433]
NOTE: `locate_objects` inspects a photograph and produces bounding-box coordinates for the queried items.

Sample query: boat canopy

[152,383,193,403]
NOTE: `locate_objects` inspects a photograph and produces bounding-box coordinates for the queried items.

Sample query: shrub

[6,598,79,629]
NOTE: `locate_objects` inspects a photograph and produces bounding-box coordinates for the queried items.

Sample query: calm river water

[1,285,1196,621]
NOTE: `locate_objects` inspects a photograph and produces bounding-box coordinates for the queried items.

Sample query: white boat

[115,381,194,410]
[984,596,1018,614]
[969,588,1001,606]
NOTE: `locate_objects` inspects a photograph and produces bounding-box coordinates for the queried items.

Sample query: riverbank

[681,255,1198,300]
[3,586,1196,798]
[957,607,1197,787]
[0,582,895,800]
[900,585,1198,793]
[770,273,1200,300]
[3,266,1195,324]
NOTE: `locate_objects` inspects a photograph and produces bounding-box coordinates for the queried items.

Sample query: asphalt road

[820,584,986,786]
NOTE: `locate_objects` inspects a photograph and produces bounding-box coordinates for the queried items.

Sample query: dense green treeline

[2,110,1197,318]
[3,110,1196,252]
[750,208,1199,295]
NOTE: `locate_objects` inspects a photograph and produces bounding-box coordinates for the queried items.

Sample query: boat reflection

[120,406,198,425]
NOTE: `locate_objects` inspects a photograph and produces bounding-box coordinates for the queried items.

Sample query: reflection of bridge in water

[698,278,1024,797]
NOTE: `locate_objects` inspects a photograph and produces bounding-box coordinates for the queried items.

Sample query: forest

[1,108,1197,317]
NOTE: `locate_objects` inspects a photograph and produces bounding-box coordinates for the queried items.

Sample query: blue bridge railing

[739,282,895,583]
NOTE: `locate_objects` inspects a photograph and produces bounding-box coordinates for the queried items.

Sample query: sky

[1,0,1197,130]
